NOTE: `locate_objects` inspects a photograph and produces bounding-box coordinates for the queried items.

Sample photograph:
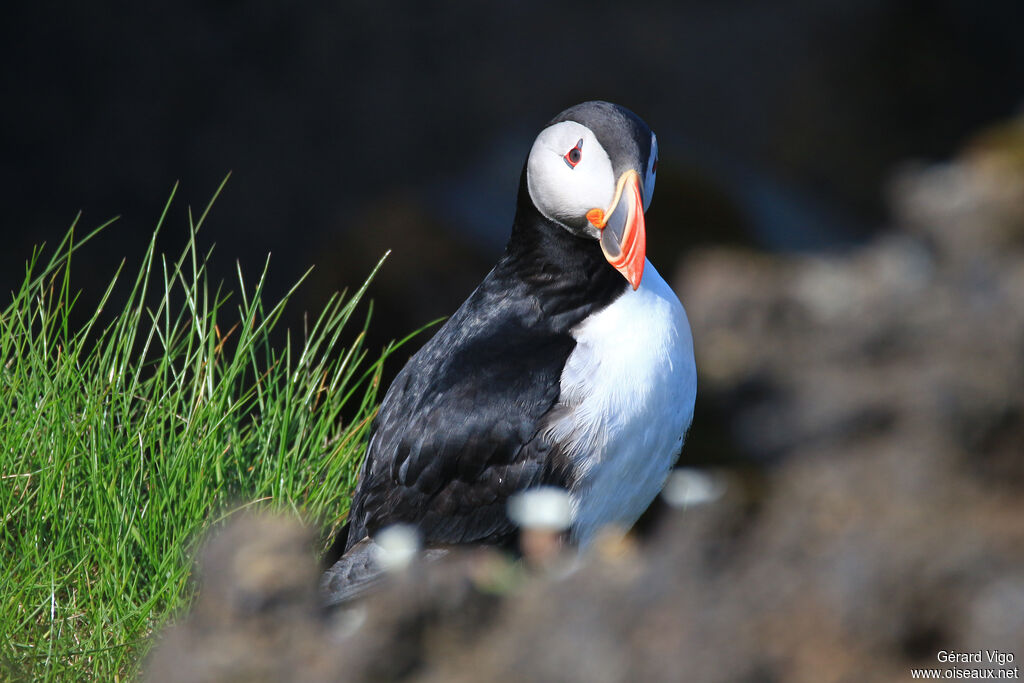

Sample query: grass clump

[0,182,393,680]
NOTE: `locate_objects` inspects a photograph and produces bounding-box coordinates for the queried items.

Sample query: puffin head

[525,101,658,290]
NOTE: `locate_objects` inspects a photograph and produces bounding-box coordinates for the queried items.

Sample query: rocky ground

[146,117,1024,682]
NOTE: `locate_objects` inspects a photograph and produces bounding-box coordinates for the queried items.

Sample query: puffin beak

[586,170,646,290]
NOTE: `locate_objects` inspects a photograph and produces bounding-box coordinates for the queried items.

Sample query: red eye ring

[563,138,584,169]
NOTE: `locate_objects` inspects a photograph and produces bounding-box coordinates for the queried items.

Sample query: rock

[146,514,511,683]
[145,514,326,683]
[677,115,1024,480]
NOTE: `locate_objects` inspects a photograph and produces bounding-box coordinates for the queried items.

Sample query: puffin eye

[563,138,584,169]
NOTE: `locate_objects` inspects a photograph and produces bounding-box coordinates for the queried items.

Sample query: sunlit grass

[0,181,398,679]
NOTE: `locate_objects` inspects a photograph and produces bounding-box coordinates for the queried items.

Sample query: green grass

[0,182,400,680]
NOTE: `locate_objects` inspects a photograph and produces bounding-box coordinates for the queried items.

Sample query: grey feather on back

[320,538,382,606]
[321,539,451,607]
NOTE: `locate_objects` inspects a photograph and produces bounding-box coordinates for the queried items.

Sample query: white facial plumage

[526,121,615,235]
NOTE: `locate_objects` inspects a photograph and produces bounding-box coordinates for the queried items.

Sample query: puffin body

[323,102,696,603]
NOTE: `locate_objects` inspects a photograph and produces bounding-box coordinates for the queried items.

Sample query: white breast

[545,260,697,546]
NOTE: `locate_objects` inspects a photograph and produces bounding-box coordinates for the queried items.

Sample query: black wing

[343,277,576,551]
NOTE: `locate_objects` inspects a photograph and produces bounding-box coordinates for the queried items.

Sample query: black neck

[498,167,626,317]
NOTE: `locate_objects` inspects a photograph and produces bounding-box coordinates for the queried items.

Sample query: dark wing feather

[344,280,575,551]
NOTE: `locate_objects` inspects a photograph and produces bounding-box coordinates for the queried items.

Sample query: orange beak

[586,170,646,290]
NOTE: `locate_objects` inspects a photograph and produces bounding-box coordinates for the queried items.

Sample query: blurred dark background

[2,1,1022,456]
[5,5,1019,673]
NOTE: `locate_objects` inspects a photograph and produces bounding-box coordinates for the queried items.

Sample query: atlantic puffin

[322,101,696,603]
